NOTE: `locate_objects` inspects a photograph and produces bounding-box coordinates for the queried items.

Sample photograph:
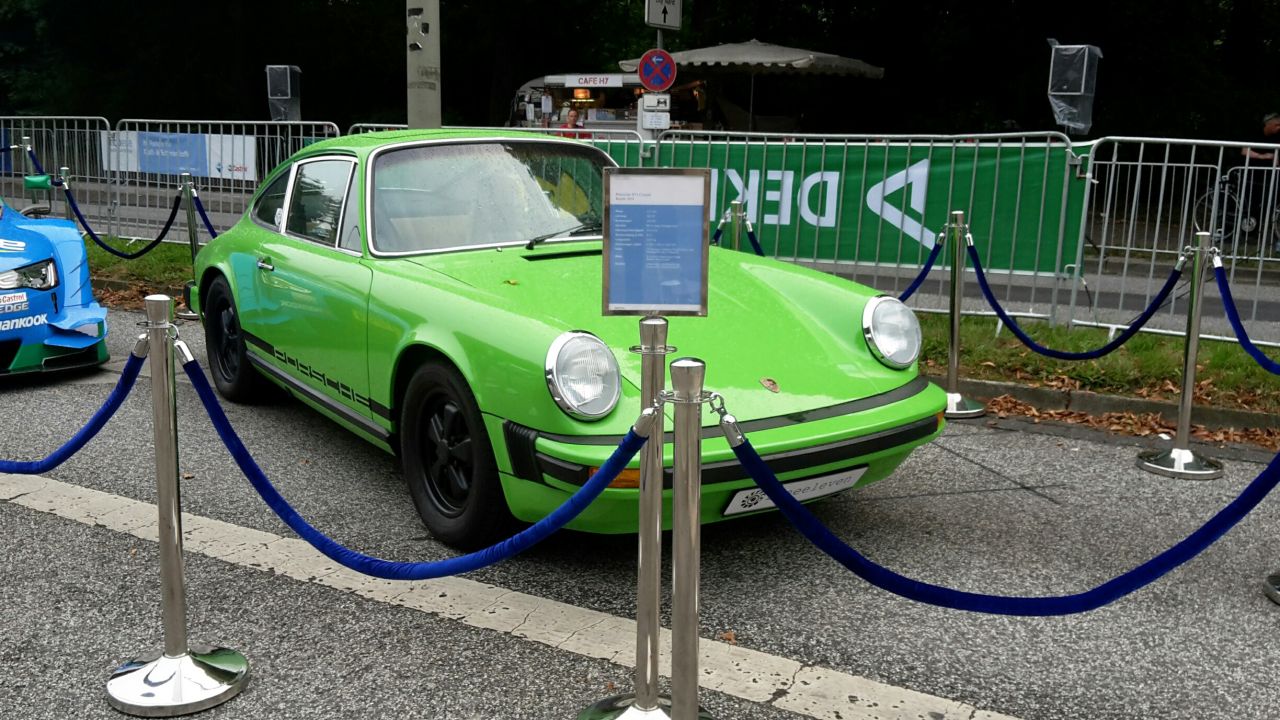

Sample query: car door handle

[256,258,275,271]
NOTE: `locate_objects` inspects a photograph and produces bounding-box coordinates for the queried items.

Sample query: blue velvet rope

[184,359,647,580]
[967,244,1182,361]
[1214,264,1280,375]
[711,226,723,246]
[0,353,144,474]
[897,241,945,302]
[27,148,44,175]
[58,185,182,260]
[733,437,1280,615]
[192,195,219,239]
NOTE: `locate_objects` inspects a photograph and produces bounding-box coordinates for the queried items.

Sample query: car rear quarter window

[286,160,354,247]
[253,173,289,229]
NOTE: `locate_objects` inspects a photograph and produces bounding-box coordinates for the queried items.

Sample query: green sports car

[192,129,946,549]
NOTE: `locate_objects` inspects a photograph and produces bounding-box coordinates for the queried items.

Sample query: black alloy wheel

[401,363,511,549]
[203,276,265,402]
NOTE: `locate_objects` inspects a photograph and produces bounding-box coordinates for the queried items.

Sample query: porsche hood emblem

[760,377,780,393]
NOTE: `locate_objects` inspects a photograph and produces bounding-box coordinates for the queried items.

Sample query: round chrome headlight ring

[545,331,622,420]
[862,295,922,370]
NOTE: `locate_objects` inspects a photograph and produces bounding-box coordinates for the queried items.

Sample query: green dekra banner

[598,139,1089,273]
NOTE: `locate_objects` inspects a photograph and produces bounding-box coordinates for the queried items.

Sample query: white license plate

[722,466,868,516]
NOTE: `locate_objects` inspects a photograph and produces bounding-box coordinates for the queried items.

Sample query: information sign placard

[603,168,710,316]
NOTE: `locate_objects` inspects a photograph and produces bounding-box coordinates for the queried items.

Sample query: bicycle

[1191,168,1280,254]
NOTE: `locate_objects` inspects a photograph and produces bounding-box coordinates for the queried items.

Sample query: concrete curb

[929,374,1280,431]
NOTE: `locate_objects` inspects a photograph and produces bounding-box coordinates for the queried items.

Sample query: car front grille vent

[0,339,18,372]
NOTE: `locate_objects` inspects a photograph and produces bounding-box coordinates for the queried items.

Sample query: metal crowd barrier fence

[1069,136,1280,343]
[14,115,1280,348]
[109,119,342,243]
[0,116,111,214]
[652,129,1082,318]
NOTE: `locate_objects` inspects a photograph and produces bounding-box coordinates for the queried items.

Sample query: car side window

[253,173,289,230]
[285,160,353,247]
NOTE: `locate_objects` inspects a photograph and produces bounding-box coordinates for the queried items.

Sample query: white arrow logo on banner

[864,159,937,248]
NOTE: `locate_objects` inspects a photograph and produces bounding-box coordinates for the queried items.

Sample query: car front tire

[400,362,512,550]
[204,275,266,402]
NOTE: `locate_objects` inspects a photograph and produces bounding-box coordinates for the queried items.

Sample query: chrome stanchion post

[59,166,72,220]
[729,200,743,252]
[1137,232,1223,479]
[669,358,714,720]
[21,135,34,206]
[106,295,249,717]
[944,210,985,418]
[177,175,200,320]
[580,318,674,720]
[181,173,199,264]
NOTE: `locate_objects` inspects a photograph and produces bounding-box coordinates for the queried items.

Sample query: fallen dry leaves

[987,394,1280,451]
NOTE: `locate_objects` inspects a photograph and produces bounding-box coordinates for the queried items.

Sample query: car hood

[0,220,56,269]
[405,241,917,423]
[0,213,95,306]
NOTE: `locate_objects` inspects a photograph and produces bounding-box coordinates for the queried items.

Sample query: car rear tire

[204,276,266,402]
[400,362,512,550]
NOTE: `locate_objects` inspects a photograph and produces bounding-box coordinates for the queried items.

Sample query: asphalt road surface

[3,308,1280,719]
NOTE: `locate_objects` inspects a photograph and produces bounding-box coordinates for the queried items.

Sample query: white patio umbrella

[619,39,885,130]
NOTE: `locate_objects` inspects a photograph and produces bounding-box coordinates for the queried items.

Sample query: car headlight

[546,331,621,420]
[0,259,57,291]
[862,296,921,369]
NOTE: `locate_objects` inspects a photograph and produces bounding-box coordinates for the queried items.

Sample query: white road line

[0,472,1019,720]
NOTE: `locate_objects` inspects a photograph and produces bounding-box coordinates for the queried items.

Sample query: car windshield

[371,140,609,254]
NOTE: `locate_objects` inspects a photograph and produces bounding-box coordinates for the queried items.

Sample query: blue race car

[0,196,108,374]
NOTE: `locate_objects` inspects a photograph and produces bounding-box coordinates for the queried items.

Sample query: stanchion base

[106,645,248,717]
[944,392,986,419]
[578,694,713,720]
[1136,447,1223,480]
[1263,573,1280,606]
[174,309,199,321]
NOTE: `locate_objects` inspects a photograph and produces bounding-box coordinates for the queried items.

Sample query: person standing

[1237,113,1280,254]
[557,108,591,139]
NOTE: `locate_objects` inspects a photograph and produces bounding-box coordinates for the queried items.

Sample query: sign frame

[603,167,711,317]
[645,0,682,30]
[637,48,677,93]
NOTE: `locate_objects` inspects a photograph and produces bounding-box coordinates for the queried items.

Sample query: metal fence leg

[944,211,985,418]
[106,295,249,717]
[1136,233,1223,479]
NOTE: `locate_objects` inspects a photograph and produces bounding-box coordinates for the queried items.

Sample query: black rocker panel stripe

[243,330,393,422]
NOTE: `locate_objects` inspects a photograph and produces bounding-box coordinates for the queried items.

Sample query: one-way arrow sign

[645,0,681,30]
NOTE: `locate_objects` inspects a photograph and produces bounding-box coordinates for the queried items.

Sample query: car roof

[300,128,581,157]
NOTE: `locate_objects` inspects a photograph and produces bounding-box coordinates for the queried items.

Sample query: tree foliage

[0,0,1277,138]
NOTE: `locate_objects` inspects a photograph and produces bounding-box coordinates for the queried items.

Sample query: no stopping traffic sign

[637,48,676,93]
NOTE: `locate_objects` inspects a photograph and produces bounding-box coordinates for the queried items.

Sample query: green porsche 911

[191,129,946,549]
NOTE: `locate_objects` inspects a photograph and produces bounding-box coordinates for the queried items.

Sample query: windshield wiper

[525,220,602,250]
